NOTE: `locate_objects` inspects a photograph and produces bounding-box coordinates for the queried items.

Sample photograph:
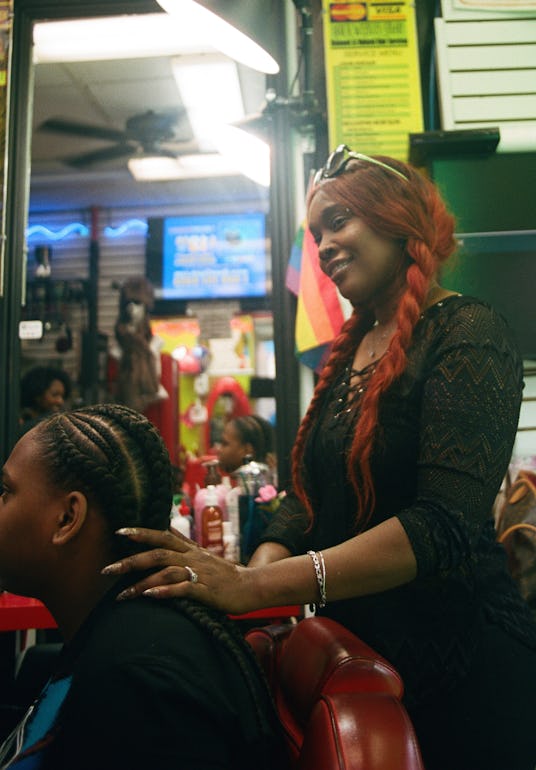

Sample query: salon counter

[0,593,56,632]
[0,592,302,633]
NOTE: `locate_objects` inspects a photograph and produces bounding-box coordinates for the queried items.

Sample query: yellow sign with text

[322,1,423,159]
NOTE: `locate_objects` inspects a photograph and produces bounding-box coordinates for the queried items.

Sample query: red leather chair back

[245,617,425,770]
[298,692,425,770]
[245,622,294,693]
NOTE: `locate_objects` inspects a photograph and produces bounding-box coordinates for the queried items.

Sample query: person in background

[19,365,72,436]
[217,415,276,480]
[0,404,284,769]
[99,146,536,770]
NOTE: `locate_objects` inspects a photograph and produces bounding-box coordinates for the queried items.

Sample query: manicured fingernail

[101,563,122,575]
[143,588,162,598]
[116,528,139,535]
[116,587,135,600]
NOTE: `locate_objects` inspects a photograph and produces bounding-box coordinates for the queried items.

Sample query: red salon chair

[245,616,425,770]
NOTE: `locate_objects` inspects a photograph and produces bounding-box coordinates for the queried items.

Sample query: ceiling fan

[38,108,195,168]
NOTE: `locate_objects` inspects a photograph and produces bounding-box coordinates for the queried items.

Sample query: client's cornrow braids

[80,405,173,532]
[175,599,280,764]
[95,404,173,530]
[42,406,172,544]
[66,411,144,532]
[183,599,268,706]
[68,412,119,467]
[44,416,121,514]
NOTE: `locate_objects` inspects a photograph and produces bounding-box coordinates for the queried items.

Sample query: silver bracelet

[307,550,327,609]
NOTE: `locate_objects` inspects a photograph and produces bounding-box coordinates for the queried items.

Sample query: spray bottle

[234,456,270,563]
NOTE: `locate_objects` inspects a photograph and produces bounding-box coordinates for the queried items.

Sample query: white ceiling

[29,17,271,213]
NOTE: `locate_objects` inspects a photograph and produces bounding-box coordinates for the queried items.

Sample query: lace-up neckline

[331,359,378,422]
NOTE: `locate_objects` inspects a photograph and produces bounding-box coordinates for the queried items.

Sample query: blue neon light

[26,223,89,240]
[103,219,148,238]
[26,219,148,241]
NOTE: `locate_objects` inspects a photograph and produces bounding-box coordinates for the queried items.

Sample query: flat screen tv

[146,212,270,312]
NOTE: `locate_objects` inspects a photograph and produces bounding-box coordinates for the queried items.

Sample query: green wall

[432,153,536,233]
[431,152,536,360]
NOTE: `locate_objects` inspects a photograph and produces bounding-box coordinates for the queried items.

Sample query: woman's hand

[101,527,257,615]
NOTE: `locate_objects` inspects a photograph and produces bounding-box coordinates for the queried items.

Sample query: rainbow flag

[286,222,346,371]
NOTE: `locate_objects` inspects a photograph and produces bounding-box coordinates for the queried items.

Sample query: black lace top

[261,295,536,707]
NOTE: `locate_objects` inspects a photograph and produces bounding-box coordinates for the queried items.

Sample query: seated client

[0,404,284,770]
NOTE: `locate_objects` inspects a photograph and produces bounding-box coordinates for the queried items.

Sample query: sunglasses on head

[313,144,408,185]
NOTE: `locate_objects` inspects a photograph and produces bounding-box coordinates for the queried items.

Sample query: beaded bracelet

[307,550,327,609]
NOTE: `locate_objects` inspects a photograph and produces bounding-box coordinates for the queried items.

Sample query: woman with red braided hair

[102,147,536,769]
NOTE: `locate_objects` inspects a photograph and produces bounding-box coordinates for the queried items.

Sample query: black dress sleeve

[397,301,523,577]
[257,490,313,555]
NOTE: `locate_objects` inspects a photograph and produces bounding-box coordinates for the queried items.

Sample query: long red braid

[291,157,457,530]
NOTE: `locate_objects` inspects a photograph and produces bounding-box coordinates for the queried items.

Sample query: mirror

[4,0,300,487]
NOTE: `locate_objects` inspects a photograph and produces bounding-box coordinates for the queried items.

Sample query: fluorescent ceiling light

[172,55,270,185]
[34,7,279,73]
[178,154,240,175]
[128,155,183,181]
[127,153,244,181]
[172,55,245,153]
[213,125,270,187]
[157,0,279,74]
[33,14,216,63]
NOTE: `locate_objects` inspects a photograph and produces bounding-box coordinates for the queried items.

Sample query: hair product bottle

[179,497,193,540]
[222,521,239,562]
[225,480,241,545]
[170,494,191,539]
[193,461,228,541]
[234,457,270,563]
[200,485,224,557]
